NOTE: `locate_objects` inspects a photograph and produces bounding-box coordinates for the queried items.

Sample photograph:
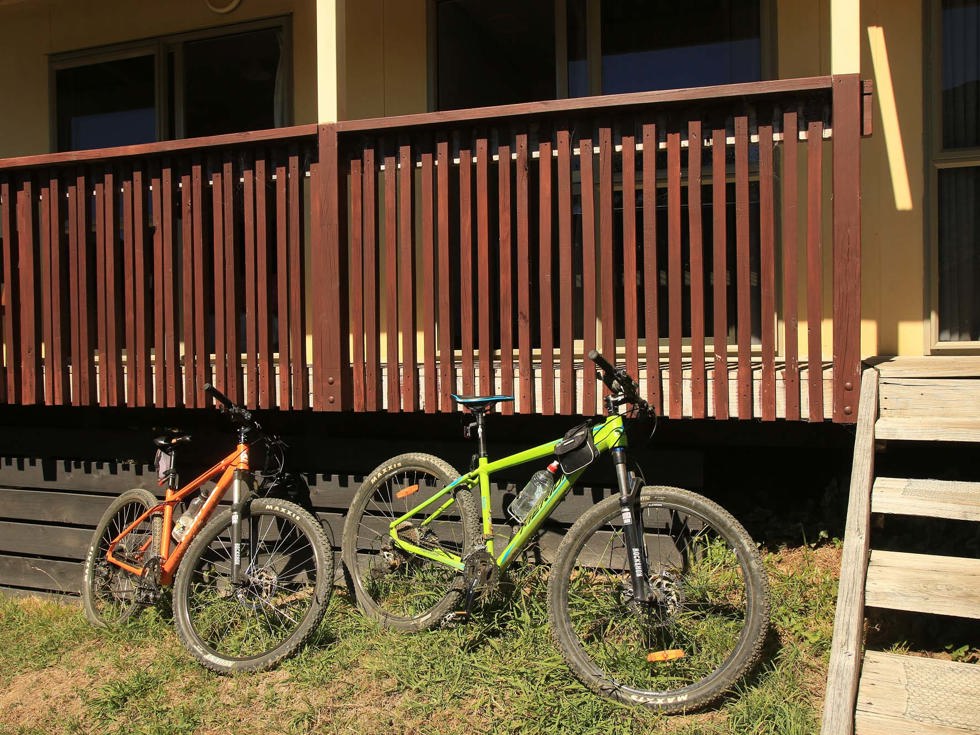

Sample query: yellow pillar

[831,0,861,74]
[316,0,345,123]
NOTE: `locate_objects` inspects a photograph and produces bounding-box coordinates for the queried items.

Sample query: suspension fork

[612,447,652,603]
[230,468,254,584]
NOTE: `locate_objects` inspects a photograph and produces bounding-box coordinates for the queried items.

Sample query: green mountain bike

[342,351,770,713]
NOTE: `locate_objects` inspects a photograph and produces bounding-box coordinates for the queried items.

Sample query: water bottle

[509,461,559,523]
[172,491,208,542]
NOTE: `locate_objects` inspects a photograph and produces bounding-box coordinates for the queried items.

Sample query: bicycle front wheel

[548,486,769,713]
[342,453,480,632]
[82,488,161,628]
[172,498,333,673]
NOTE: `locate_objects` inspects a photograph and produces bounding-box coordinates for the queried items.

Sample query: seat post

[474,410,488,459]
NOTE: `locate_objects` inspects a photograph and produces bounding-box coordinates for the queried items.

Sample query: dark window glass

[183,28,283,138]
[598,0,761,94]
[437,0,556,111]
[567,0,589,97]
[942,0,980,149]
[938,167,980,341]
[56,55,156,152]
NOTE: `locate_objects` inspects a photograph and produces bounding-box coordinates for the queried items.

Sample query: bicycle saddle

[451,394,514,413]
[153,429,192,451]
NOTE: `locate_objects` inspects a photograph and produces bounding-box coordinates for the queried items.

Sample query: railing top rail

[333,75,839,136]
[0,123,319,172]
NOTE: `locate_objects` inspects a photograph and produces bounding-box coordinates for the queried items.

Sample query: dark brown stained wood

[274,157,289,407]
[350,156,365,412]
[254,156,273,408]
[398,142,418,411]
[122,176,137,406]
[73,171,94,405]
[806,120,824,422]
[14,177,43,405]
[132,169,150,407]
[459,144,475,396]
[287,150,305,409]
[103,169,121,406]
[832,75,862,424]
[598,127,615,368]
[363,146,380,411]
[94,176,108,405]
[421,146,437,412]
[711,128,729,420]
[224,156,241,405]
[0,177,18,403]
[497,142,514,414]
[759,124,777,420]
[687,122,706,418]
[152,165,166,405]
[0,521,91,560]
[242,158,257,409]
[476,136,492,397]
[580,137,597,415]
[190,160,207,407]
[314,125,351,411]
[48,175,66,405]
[782,112,801,420]
[0,555,82,595]
[436,139,454,411]
[39,178,53,404]
[641,124,662,414]
[621,131,639,384]
[211,159,227,397]
[384,151,399,410]
[667,131,682,419]
[557,129,574,414]
[162,163,179,407]
[734,116,752,420]
[181,167,198,409]
[538,138,555,414]
[515,134,533,412]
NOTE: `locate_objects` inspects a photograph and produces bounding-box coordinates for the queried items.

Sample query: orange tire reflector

[395,484,420,499]
[647,649,685,663]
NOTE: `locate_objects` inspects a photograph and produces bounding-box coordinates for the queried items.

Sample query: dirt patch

[0,665,90,730]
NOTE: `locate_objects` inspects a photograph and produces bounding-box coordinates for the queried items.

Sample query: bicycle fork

[229,469,253,585]
[612,448,653,603]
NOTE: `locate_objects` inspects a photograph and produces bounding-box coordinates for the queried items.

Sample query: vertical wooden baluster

[151,164,166,406]
[806,120,824,421]
[133,169,150,407]
[711,129,730,420]
[557,128,575,414]
[223,155,240,405]
[182,165,197,408]
[242,154,257,408]
[287,149,305,409]
[599,126,615,368]
[476,136,491,397]
[622,129,639,385]
[40,176,53,404]
[49,175,66,405]
[191,159,208,404]
[436,138,454,411]
[421,145,436,412]
[667,132,683,418]
[735,116,753,420]
[274,155,289,407]
[162,162,179,407]
[498,139,514,413]
[459,142,474,397]
[255,155,273,408]
[580,137,597,415]
[95,174,107,405]
[759,124,777,421]
[641,124,662,414]
[122,173,136,406]
[17,176,39,404]
[0,176,17,403]
[688,122,706,418]
[515,134,532,413]
[105,169,122,406]
[382,149,399,410]
[350,156,365,412]
[399,141,417,411]
[782,112,801,421]
[363,146,380,411]
[539,137,555,415]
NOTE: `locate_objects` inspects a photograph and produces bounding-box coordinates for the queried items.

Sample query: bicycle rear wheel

[172,498,333,673]
[342,453,480,632]
[82,488,161,627]
[548,486,769,713]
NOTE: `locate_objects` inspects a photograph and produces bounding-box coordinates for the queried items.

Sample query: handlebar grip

[587,349,616,375]
[203,383,234,409]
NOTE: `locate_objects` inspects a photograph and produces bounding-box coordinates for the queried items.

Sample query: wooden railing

[0,75,869,422]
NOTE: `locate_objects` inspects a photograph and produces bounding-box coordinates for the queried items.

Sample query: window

[434,0,763,111]
[933,0,980,343]
[52,20,289,152]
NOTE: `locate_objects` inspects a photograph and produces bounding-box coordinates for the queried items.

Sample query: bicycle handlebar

[203,383,259,432]
[204,383,234,410]
[587,350,647,412]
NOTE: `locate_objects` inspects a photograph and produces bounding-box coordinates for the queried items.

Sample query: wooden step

[856,651,980,735]
[872,478,980,521]
[865,550,980,619]
[874,417,980,442]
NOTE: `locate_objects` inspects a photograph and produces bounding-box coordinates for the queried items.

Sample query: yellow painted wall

[777,0,927,358]
[0,0,318,158]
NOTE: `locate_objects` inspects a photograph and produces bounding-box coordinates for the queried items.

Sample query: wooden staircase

[821,358,980,735]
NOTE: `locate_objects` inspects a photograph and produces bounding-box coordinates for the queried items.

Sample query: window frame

[49,15,292,151]
[926,0,980,352]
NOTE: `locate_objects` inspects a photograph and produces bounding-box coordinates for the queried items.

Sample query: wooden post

[833,74,863,424]
[313,123,350,410]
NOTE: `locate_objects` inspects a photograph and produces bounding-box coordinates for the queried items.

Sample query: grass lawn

[0,543,840,735]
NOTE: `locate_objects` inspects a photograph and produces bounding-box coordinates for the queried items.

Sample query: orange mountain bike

[81,384,333,673]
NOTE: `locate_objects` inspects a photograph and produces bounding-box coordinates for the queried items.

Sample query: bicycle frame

[389,412,628,572]
[105,441,252,586]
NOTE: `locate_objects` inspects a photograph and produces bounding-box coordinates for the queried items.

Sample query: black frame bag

[553,422,598,474]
